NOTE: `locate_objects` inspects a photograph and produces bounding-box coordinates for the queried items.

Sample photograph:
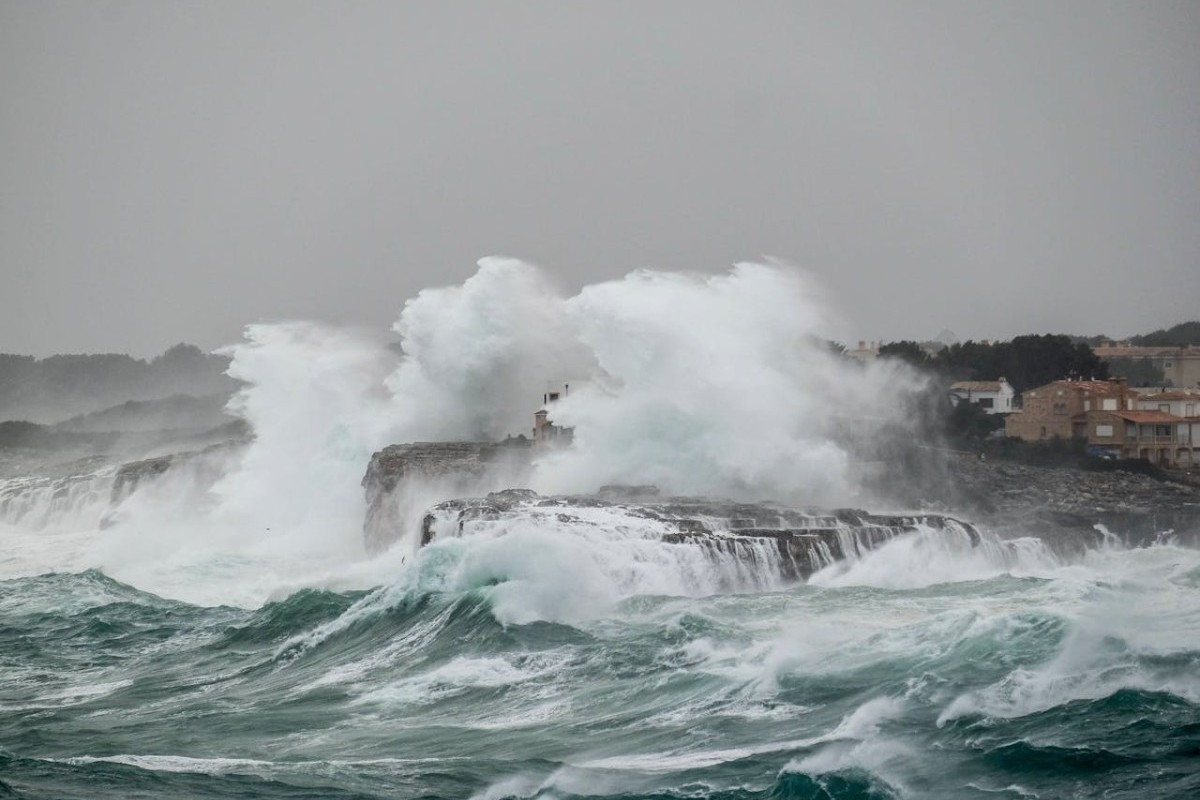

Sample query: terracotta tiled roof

[1025,379,1125,395]
[1107,410,1184,423]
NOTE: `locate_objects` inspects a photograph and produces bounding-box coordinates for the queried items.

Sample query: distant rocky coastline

[941,453,1200,543]
[363,442,1200,554]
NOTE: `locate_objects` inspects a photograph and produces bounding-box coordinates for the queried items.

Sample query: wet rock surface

[362,442,533,552]
[946,454,1200,542]
[110,454,174,504]
[420,489,978,581]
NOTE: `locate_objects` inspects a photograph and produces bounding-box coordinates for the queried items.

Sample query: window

[1095,424,1114,437]
[1101,398,1118,411]
[1126,423,1136,438]
[1040,426,1047,438]
[1155,424,1171,437]
[978,398,994,409]
[1084,400,1091,411]
[1053,403,1067,415]
[1159,404,1170,413]
[1187,404,1196,417]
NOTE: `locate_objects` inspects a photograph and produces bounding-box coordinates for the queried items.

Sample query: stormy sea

[2,261,1198,800]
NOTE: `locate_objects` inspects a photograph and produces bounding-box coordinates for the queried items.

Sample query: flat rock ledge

[420,488,978,581]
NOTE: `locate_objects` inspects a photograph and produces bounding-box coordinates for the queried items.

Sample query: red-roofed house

[1005,379,1135,441]
[1005,378,1197,467]
[1073,409,1197,467]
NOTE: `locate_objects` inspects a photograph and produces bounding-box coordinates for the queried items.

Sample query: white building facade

[949,378,1015,414]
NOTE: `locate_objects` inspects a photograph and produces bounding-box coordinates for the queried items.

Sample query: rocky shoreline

[419,487,979,581]
[360,441,1200,553]
[942,453,1200,543]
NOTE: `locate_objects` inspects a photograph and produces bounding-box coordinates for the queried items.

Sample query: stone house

[949,378,1015,414]
[1006,378,1197,467]
[1005,379,1135,441]
[1075,409,1197,468]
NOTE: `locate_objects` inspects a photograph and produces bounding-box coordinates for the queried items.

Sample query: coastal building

[1135,389,1200,419]
[532,380,576,446]
[1005,379,1135,441]
[847,341,879,362]
[1006,378,1197,467]
[1074,409,1197,468]
[1094,343,1200,389]
[948,378,1014,414]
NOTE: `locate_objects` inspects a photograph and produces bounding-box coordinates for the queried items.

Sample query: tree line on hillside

[0,344,237,425]
[873,334,1107,394]
[1079,321,1200,349]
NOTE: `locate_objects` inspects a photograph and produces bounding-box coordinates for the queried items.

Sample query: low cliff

[420,488,979,581]
[361,441,533,552]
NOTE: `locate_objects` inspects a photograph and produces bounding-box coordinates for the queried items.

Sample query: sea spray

[535,263,927,501]
[1,251,1197,798]
[36,257,935,605]
[383,257,595,442]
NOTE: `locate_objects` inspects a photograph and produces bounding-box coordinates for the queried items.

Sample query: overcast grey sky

[2,1,1197,357]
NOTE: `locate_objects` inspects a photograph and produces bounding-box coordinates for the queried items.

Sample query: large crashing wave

[220,257,923,505]
[9,258,929,605]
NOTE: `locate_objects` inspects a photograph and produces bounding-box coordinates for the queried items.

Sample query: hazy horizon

[4,317,1200,362]
[4,1,1198,358]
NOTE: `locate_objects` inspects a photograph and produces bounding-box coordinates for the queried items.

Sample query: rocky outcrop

[362,441,533,552]
[110,454,174,505]
[947,454,1200,544]
[419,488,978,581]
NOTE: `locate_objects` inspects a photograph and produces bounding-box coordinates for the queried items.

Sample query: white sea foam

[4,256,1187,635]
[397,503,793,625]
[808,525,1062,590]
[936,543,1200,724]
[5,258,937,606]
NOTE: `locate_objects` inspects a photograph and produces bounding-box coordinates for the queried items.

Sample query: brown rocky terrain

[941,453,1200,544]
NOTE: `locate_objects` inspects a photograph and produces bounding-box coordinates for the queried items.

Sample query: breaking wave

[2,258,1198,798]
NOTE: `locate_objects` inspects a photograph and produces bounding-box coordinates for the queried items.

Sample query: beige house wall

[1077,409,1196,468]
[1005,380,1133,441]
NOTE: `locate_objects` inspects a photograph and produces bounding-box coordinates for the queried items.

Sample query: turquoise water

[2,530,1197,799]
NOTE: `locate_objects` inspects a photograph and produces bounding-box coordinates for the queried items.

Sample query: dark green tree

[935,334,1107,393]
[877,340,933,369]
[1105,356,1166,387]
[1130,321,1200,347]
